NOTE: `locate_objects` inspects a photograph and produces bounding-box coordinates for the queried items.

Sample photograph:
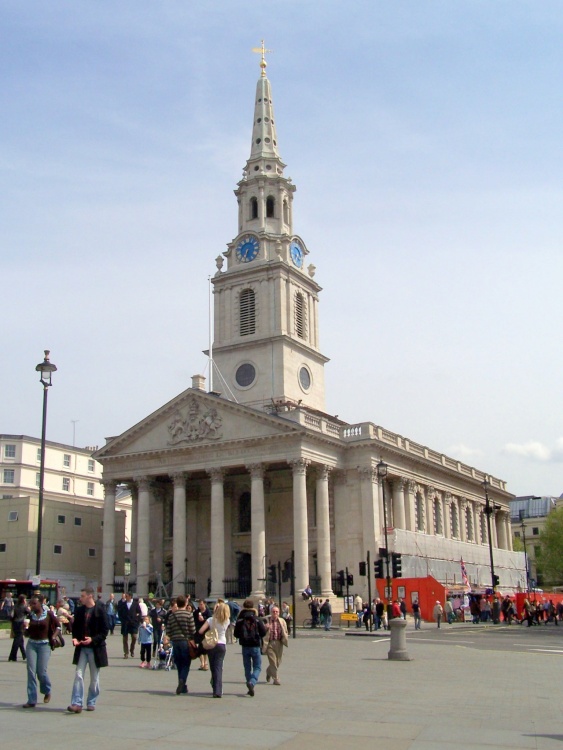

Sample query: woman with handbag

[193,599,211,671]
[165,595,196,695]
[199,601,230,698]
[23,594,60,708]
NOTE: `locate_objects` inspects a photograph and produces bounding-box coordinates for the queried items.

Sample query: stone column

[405,479,416,532]
[333,470,350,569]
[129,484,138,583]
[208,468,225,599]
[248,463,266,598]
[172,472,187,596]
[505,514,513,551]
[443,493,452,539]
[392,478,406,530]
[101,480,117,596]
[291,459,310,592]
[358,467,379,558]
[135,477,151,596]
[496,511,508,550]
[151,488,164,576]
[186,489,198,580]
[316,465,333,597]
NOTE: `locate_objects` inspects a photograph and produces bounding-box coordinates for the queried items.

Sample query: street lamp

[482,477,499,593]
[518,509,529,593]
[35,350,57,576]
[376,459,392,621]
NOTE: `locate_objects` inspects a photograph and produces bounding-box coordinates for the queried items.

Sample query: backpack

[242,616,258,643]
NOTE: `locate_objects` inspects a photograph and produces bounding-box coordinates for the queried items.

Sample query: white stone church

[95,53,524,601]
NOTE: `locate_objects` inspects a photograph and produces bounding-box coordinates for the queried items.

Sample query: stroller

[153,632,174,671]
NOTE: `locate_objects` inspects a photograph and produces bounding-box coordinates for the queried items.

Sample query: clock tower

[210,47,328,412]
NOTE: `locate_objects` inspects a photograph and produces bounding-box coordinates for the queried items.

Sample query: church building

[95,51,524,602]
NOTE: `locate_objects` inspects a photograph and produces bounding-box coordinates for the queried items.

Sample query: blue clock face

[236,235,260,263]
[290,241,303,268]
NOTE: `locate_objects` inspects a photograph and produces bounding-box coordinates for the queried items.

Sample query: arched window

[266,195,275,218]
[295,291,306,339]
[240,289,256,336]
[250,197,258,220]
[238,492,251,533]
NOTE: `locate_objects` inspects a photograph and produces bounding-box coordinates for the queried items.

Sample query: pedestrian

[233,598,267,697]
[225,598,240,644]
[445,598,454,624]
[433,600,443,628]
[412,599,421,630]
[105,593,116,635]
[116,592,142,659]
[399,597,407,620]
[23,594,59,708]
[1,591,15,621]
[193,599,211,671]
[9,594,28,662]
[309,597,320,628]
[199,601,230,698]
[67,586,109,713]
[138,616,153,668]
[263,605,288,686]
[320,599,332,631]
[165,594,196,695]
[149,598,167,656]
[374,598,384,630]
[391,600,402,619]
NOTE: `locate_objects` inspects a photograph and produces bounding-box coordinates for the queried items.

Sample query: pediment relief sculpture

[167,397,223,445]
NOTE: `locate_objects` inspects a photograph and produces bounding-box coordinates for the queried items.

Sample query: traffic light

[282,560,292,582]
[374,559,384,579]
[359,561,367,576]
[347,573,354,586]
[392,553,402,578]
[492,574,500,587]
[337,569,345,586]
[267,564,277,584]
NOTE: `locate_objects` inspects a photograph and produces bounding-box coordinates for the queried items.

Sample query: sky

[1,1,562,497]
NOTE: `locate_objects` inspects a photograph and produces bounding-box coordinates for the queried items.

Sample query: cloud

[447,444,483,460]
[503,441,554,462]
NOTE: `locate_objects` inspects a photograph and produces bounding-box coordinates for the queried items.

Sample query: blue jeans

[324,616,332,631]
[26,640,52,705]
[242,646,261,686]
[172,640,192,687]
[208,644,226,696]
[71,647,100,708]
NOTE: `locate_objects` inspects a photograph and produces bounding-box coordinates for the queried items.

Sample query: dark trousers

[172,640,192,688]
[140,643,151,663]
[9,633,26,661]
[152,627,163,656]
[208,644,226,697]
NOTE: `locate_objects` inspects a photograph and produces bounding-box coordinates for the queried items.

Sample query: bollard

[388,617,411,661]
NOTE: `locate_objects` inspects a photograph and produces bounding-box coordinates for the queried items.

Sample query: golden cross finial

[252,39,273,77]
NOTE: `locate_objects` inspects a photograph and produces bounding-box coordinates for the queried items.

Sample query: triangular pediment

[94,388,301,461]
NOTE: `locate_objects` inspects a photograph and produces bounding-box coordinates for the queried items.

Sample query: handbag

[48,612,65,650]
[188,639,199,660]
[202,627,219,650]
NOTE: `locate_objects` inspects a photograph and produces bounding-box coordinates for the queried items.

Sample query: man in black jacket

[117,592,142,659]
[233,599,266,697]
[67,587,108,713]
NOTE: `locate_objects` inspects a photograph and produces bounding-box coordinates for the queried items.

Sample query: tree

[536,507,563,586]
[512,535,524,553]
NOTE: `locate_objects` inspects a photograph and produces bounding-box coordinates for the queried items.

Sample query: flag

[460,558,470,589]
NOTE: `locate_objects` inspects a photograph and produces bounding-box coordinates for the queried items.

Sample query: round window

[236,363,256,388]
[299,367,311,390]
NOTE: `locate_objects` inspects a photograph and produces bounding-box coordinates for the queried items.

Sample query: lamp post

[482,477,498,593]
[519,509,529,593]
[35,350,57,577]
[376,459,392,621]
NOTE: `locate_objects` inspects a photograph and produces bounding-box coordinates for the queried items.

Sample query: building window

[2,495,13,499]
[88,459,95,472]
[37,448,42,462]
[54,544,62,554]
[434,499,443,535]
[283,199,289,224]
[415,493,424,532]
[250,196,258,220]
[62,477,70,492]
[8,511,18,522]
[87,482,94,496]
[63,453,71,468]
[235,363,256,388]
[451,504,459,538]
[74,517,82,526]
[4,444,16,458]
[480,513,488,543]
[240,288,256,336]
[36,473,40,488]
[0,543,6,553]
[532,527,539,536]
[514,531,520,538]
[466,507,473,541]
[266,195,275,218]
[295,292,307,339]
[238,491,251,533]
[3,469,15,484]
[57,515,66,524]
[88,548,96,557]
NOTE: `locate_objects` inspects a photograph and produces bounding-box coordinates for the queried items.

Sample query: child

[139,616,153,668]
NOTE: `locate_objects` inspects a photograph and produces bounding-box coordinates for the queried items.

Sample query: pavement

[1,622,562,749]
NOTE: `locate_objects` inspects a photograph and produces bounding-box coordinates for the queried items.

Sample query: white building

[95,54,525,600]
[0,434,128,595]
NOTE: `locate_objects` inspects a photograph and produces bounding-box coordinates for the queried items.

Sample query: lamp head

[376,459,388,479]
[35,350,57,387]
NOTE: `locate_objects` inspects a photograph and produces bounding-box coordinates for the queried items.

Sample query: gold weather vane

[252,39,273,77]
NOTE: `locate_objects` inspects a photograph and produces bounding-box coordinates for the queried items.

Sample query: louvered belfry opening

[295,291,306,339]
[240,288,256,336]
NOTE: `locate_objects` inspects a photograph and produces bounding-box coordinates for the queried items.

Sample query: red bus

[0,579,60,614]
